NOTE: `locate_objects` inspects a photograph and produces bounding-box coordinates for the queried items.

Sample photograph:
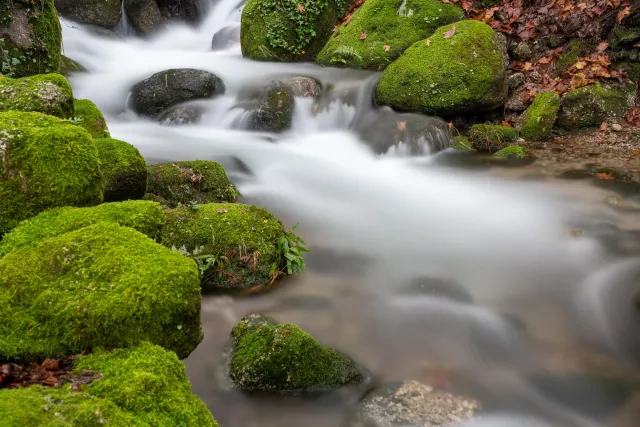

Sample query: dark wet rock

[85,24,124,39]
[505,88,527,112]
[124,0,167,35]
[55,0,121,28]
[157,0,201,23]
[211,24,240,50]
[248,81,294,132]
[507,73,525,91]
[227,314,366,394]
[399,277,473,304]
[285,77,321,98]
[130,69,224,118]
[59,56,86,76]
[346,380,479,427]
[512,42,533,60]
[159,104,204,126]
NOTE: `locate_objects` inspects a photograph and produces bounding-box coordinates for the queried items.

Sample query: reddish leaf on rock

[448,121,454,129]
[599,122,608,131]
[443,25,456,39]
[296,3,305,12]
[360,31,368,40]
[523,62,533,71]
[460,0,473,11]
[41,359,59,371]
[596,172,614,180]
[596,42,609,53]
[71,383,84,391]
[538,56,553,64]
[42,374,58,386]
[397,121,407,131]
[383,45,391,52]
[617,6,630,23]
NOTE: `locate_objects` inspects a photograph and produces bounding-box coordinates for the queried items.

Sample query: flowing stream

[59,2,640,426]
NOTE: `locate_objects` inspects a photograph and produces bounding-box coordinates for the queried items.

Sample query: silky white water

[58,1,639,425]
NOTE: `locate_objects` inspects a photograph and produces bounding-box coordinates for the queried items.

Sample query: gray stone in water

[159,104,204,126]
[130,69,224,117]
[285,77,321,98]
[55,0,122,28]
[400,277,473,303]
[124,0,167,35]
[247,81,295,132]
[347,380,479,427]
[211,24,240,50]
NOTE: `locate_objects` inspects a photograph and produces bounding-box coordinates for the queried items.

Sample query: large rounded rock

[96,138,147,202]
[146,160,238,207]
[556,82,637,130]
[54,0,121,28]
[0,342,219,426]
[74,99,110,138]
[0,74,74,118]
[375,20,508,116]
[228,314,365,394]
[124,0,167,35]
[130,69,224,118]
[157,0,201,23]
[240,0,352,61]
[248,81,295,132]
[347,380,479,427]
[517,91,560,140]
[0,112,104,237]
[316,0,463,70]
[0,222,203,361]
[0,0,61,77]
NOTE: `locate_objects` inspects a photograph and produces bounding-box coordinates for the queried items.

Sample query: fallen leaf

[42,374,58,386]
[523,62,533,71]
[425,39,431,46]
[448,121,454,129]
[397,120,407,131]
[296,3,304,12]
[596,42,609,53]
[538,56,553,64]
[217,209,229,214]
[574,60,587,69]
[383,44,391,52]
[600,122,608,132]
[617,6,630,23]
[41,359,59,371]
[360,31,368,40]
[71,383,84,391]
[500,120,512,127]
[443,24,456,39]
[595,172,614,180]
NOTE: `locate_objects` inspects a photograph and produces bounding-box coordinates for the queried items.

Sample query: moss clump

[74,99,109,138]
[517,91,560,140]
[0,200,164,256]
[493,145,527,159]
[59,55,86,76]
[469,124,518,153]
[316,0,463,70]
[0,222,203,361]
[240,0,352,61]
[555,39,590,73]
[160,203,285,292]
[556,82,637,129]
[0,111,104,237]
[96,138,147,202]
[0,0,62,77]
[452,135,474,151]
[0,74,74,118]
[375,20,508,116]
[229,314,364,393]
[0,342,218,426]
[248,81,295,132]
[147,160,238,207]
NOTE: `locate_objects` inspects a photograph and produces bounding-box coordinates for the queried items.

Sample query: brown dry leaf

[41,359,59,371]
[42,375,58,386]
[574,60,587,69]
[71,383,84,391]
[596,42,609,53]
[538,56,553,64]
[443,25,456,39]
[617,6,630,23]
[425,39,431,46]
[500,120,513,127]
[523,62,533,71]
[397,120,407,131]
[599,122,608,132]
[595,172,614,180]
[296,3,305,12]
[448,121,454,129]
[360,31,368,40]
[577,2,587,11]
[216,209,229,214]
[383,44,391,52]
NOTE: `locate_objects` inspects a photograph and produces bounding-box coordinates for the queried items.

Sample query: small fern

[330,44,363,64]
[269,224,309,282]
[195,254,229,278]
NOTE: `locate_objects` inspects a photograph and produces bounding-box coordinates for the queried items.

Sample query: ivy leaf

[443,24,456,39]
[11,57,20,66]
[383,44,391,52]
[360,31,368,40]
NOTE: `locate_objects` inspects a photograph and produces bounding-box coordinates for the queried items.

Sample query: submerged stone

[0,74,74,118]
[285,76,322,98]
[248,81,295,132]
[96,138,147,202]
[517,91,560,140]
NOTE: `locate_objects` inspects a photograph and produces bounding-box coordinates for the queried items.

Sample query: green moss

[315,0,463,70]
[74,99,109,138]
[611,24,640,49]
[518,91,560,140]
[493,145,526,159]
[0,0,61,77]
[452,135,474,151]
[0,200,164,256]
[229,314,363,393]
[0,222,203,361]
[556,82,637,129]
[613,60,640,82]
[147,160,238,207]
[96,138,147,202]
[556,39,589,73]
[0,74,74,118]
[469,124,518,153]
[240,0,351,61]
[160,203,284,292]
[59,55,86,76]
[375,20,507,116]
[0,342,218,426]
[0,111,104,237]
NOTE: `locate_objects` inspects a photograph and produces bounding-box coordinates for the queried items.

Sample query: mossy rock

[375,20,508,116]
[452,135,474,151]
[96,138,147,202]
[248,81,295,132]
[240,0,352,61]
[0,111,104,237]
[74,99,109,138]
[316,0,463,70]
[147,160,238,207]
[54,0,122,29]
[0,342,218,426]
[555,39,590,73]
[228,313,364,393]
[0,200,164,257]
[0,74,73,118]
[0,0,61,77]
[160,203,286,292]
[517,91,560,140]
[469,124,518,153]
[613,60,640,82]
[0,222,203,361]
[556,82,637,129]
[59,55,87,76]
[493,145,527,159]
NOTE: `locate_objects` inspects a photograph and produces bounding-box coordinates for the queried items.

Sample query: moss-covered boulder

[375,20,508,116]
[0,222,203,361]
[0,111,104,237]
[316,0,463,70]
[54,0,122,29]
[0,342,218,426]
[517,91,560,140]
[0,0,61,77]
[147,160,237,207]
[452,135,474,151]
[74,99,109,138]
[96,138,147,202]
[0,200,164,256]
[248,81,295,132]
[556,82,637,129]
[0,74,74,118]
[59,55,87,76]
[240,0,352,61]
[160,203,287,292]
[493,145,527,159]
[469,124,518,153]
[228,314,364,393]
